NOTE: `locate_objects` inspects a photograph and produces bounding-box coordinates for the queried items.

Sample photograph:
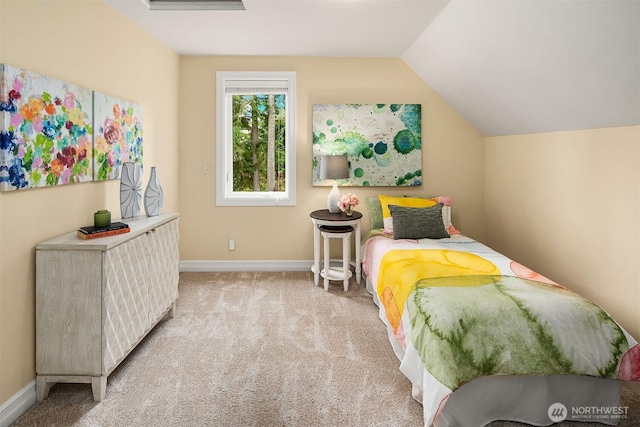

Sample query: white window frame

[216,71,296,206]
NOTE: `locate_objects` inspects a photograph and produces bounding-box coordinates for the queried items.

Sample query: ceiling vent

[141,0,245,10]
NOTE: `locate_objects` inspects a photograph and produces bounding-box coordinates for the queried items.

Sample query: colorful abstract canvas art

[0,64,93,191]
[312,104,422,187]
[93,91,143,181]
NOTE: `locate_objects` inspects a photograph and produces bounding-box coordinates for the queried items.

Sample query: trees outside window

[216,72,296,206]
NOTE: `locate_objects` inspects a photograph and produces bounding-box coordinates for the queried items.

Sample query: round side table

[309,209,362,290]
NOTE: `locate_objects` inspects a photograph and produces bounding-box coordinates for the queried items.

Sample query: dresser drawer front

[147,219,180,323]
[103,235,150,371]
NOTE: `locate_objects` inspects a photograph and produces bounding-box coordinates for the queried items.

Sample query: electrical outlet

[229,237,235,251]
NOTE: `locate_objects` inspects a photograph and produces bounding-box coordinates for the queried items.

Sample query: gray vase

[120,162,142,219]
[144,166,164,216]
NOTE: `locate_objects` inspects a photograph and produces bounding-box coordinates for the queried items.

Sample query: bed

[361,195,640,427]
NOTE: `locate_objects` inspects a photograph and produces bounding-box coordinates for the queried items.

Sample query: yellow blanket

[377,249,500,332]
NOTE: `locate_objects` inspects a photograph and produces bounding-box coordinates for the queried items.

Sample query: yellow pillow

[378,195,438,233]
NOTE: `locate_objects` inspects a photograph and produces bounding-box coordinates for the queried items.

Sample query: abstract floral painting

[93,91,143,181]
[0,64,93,191]
[312,104,422,187]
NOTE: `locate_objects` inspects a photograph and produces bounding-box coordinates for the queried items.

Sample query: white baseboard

[179,260,314,272]
[0,380,35,427]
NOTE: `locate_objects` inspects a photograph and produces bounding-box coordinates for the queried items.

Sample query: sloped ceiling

[403,0,640,136]
[107,0,640,137]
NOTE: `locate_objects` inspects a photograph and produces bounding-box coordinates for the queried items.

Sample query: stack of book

[77,222,130,240]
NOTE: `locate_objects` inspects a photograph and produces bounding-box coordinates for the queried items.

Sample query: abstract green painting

[312,104,422,187]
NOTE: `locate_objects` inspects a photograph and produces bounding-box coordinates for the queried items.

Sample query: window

[216,71,296,206]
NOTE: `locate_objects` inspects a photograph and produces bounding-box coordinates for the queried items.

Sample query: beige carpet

[13,272,639,427]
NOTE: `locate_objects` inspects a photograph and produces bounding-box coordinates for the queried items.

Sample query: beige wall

[485,126,640,339]
[178,56,485,261]
[2,0,637,413]
[0,0,179,403]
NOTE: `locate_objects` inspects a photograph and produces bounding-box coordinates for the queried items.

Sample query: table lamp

[320,155,349,213]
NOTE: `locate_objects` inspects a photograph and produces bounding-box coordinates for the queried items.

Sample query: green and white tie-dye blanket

[407,274,629,391]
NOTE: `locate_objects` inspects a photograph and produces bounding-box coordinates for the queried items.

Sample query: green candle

[94,210,111,228]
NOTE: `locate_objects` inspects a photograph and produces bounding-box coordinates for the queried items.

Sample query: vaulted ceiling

[107,0,640,137]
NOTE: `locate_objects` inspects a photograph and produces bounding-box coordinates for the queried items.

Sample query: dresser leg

[92,375,107,402]
[36,376,53,401]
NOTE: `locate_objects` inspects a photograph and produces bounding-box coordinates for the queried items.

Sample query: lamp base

[327,182,341,213]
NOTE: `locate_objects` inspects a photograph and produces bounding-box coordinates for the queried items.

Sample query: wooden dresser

[35,212,180,402]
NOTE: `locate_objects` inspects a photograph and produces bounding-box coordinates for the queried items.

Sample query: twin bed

[360,195,640,426]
